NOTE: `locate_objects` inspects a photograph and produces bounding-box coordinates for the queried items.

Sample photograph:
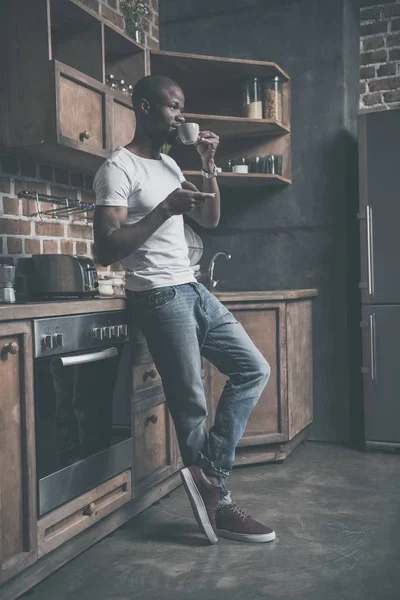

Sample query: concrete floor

[27,443,400,600]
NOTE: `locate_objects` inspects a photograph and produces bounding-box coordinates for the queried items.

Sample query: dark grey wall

[159,0,361,442]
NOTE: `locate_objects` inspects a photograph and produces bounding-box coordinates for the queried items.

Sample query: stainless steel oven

[33,311,132,516]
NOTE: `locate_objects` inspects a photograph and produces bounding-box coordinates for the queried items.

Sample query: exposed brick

[61,239,74,254]
[68,224,93,240]
[7,237,23,254]
[383,4,400,18]
[0,177,11,193]
[387,32,400,48]
[360,6,381,21]
[70,172,85,188]
[369,75,400,92]
[25,238,41,255]
[360,66,376,79]
[3,197,19,215]
[50,186,78,201]
[76,241,88,255]
[14,179,47,195]
[0,156,19,175]
[54,168,69,186]
[43,240,59,254]
[22,200,38,217]
[0,219,30,235]
[39,164,54,181]
[361,21,388,37]
[362,35,385,52]
[392,19,400,32]
[389,47,400,61]
[35,221,64,237]
[362,92,382,106]
[361,49,388,65]
[20,160,36,178]
[377,63,397,77]
[101,5,124,29]
[383,89,400,103]
[77,0,99,12]
[360,81,367,95]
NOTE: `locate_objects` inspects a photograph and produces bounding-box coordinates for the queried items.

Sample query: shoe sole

[180,468,218,545]
[216,528,276,543]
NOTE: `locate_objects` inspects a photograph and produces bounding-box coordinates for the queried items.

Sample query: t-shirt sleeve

[93,161,132,207]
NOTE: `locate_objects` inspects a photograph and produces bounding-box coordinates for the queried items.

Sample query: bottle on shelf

[262,76,284,122]
[242,77,263,119]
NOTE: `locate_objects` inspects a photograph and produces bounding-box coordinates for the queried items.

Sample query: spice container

[262,76,284,122]
[242,77,263,119]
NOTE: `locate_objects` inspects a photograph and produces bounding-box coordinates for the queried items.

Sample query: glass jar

[242,77,263,119]
[262,76,284,122]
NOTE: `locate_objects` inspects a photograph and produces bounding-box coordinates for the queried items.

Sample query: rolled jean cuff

[197,452,230,479]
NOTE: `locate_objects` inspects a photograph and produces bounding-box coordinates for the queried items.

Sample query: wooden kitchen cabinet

[0,0,145,172]
[0,321,37,585]
[205,290,317,464]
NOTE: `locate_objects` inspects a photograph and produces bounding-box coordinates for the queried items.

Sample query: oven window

[35,346,130,479]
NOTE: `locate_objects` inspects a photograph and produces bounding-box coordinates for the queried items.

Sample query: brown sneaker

[180,466,219,545]
[216,502,276,543]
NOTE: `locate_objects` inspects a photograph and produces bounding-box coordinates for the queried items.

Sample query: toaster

[16,255,99,299]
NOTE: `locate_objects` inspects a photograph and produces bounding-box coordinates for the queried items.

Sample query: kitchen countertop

[215,289,318,302]
[0,296,126,322]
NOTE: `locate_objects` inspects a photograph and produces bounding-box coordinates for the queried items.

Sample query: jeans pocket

[138,286,177,312]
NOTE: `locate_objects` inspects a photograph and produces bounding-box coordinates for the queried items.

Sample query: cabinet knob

[143,369,157,382]
[2,342,19,355]
[83,502,96,516]
[147,414,158,424]
[80,130,91,141]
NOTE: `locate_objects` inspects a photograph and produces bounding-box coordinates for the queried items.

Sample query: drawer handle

[83,502,96,516]
[79,130,91,141]
[2,342,19,356]
[147,414,158,425]
[143,368,157,382]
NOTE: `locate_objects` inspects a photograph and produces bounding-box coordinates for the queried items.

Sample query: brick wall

[360,0,400,110]
[0,0,158,266]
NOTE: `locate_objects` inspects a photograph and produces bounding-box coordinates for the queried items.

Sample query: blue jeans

[128,282,270,506]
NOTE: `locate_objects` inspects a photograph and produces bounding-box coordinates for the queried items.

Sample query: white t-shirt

[94,146,196,291]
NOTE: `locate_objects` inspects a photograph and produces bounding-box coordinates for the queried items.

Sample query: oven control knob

[103,326,112,339]
[54,333,64,348]
[119,324,128,337]
[112,325,120,338]
[42,334,54,349]
[93,327,104,340]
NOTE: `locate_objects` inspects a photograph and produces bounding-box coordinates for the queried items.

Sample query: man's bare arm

[93,188,216,266]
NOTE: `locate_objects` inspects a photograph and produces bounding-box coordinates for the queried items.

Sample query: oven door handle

[59,347,118,367]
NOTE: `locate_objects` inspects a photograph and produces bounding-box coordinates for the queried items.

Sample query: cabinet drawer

[37,470,131,558]
[55,61,107,153]
[133,361,162,392]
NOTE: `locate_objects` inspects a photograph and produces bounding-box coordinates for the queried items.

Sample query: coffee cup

[178,122,200,145]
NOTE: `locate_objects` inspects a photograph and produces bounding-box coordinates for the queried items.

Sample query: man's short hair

[131,75,182,109]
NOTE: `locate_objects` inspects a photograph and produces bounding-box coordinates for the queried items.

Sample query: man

[93,75,275,544]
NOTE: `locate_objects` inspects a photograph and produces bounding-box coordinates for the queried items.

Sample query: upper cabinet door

[359,109,400,304]
[55,62,109,156]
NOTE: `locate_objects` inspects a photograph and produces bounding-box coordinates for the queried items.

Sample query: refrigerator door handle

[366,206,375,297]
[369,312,377,382]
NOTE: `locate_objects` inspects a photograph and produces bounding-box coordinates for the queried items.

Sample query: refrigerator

[358,108,400,452]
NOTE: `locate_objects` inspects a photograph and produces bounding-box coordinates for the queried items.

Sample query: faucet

[208,252,232,290]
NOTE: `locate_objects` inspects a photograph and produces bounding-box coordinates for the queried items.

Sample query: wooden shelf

[183,171,291,188]
[183,114,290,138]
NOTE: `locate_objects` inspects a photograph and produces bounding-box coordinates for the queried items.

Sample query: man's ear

[139,98,150,114]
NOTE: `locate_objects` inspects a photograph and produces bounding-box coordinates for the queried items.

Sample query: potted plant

[121,0,155,45]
